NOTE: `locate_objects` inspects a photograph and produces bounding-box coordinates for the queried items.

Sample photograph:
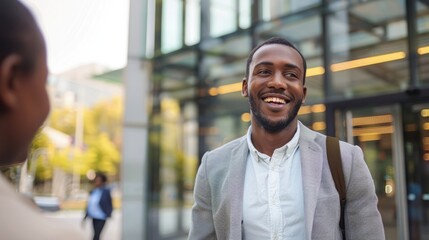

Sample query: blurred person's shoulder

[0,174,86,239]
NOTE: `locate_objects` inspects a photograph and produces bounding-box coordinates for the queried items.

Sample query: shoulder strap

[326,136,346,240]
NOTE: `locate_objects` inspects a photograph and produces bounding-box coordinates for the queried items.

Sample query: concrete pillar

[121,0,150,239]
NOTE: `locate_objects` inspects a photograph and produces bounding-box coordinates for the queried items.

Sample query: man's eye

[258,70,271,75]
[285,72,298,78]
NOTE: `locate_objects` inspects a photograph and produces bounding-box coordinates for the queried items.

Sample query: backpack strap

[326,136,346,240]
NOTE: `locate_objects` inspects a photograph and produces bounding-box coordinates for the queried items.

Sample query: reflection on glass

[161,0,183,53]
[239,0,251,29]
[157,97,198,237]
[403,103,429,240]
[338,106,400,240]
[328,0,409,98]
[417,1,429,86]
[185,0,201,46]
[298,104,326,134]
[261,0,320,21]
[210,0,237,37]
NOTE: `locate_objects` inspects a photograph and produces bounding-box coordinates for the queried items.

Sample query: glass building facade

[141,0,429,239]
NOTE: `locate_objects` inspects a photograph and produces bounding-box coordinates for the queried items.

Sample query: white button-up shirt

[243,125,306,240]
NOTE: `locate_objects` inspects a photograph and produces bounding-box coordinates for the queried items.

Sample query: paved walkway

[44,210,121,240]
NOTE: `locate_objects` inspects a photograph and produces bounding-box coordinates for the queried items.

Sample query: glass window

[200,34,252,150]
[146,95,198,239]
[417,1,429,86]
[261,0,320,21]
[160,51,198,90]
[148,49,198,239]
[328,0,409,98]
[161,0,183,53]
[148,91,198,239]
[185,0,201,46]
[336,105,404,240]
[210,0,238,37]
[202,34,251,83]
[203,109,250,151]
[298,104,326,134]
[403,102,429,240]
[239,0,251,29]
[158,97,197,237]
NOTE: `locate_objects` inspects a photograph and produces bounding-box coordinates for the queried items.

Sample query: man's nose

[267,72,287,89]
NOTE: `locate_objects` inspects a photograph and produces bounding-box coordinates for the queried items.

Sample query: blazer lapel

[227,137,248,239]
[299,122,324,239]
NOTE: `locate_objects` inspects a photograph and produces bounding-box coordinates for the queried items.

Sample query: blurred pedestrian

[0,0,85,239]
[84,172,113,240]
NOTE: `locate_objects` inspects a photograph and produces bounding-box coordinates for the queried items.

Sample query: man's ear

[0,54,22,110]
[241,77,248,97]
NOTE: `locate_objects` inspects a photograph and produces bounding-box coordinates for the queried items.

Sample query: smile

[263,97,287,104]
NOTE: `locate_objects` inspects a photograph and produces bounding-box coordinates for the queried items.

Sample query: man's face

[94,176,104,187]
[242,44,307,133]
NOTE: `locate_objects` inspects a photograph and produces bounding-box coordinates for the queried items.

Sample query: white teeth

[264,97,286,104]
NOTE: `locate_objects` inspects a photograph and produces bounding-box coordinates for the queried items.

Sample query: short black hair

[95,172,108,183]
[245,37,307,84]
[0,0,43,74]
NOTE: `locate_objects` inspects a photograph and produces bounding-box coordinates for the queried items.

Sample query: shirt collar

[246,124,301,163]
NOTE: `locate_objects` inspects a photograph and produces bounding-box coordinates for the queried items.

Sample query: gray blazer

[189,122,385,240]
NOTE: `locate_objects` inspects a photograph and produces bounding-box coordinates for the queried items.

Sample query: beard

[249,93,303,133]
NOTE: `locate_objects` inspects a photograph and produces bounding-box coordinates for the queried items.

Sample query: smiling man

[188,37,385,240]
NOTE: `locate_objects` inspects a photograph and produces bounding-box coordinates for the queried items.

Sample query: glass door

[336,105,408,240]
[403,103,429,240]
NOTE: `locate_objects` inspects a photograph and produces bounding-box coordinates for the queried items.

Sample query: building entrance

[336,105,409,239]
[402,103,429,240]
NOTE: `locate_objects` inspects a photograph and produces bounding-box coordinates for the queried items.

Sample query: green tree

[48,108,76,136]
[46,96,123,177]
[84,133,120,174]
[2,96,123,190]
[28,131,53,183]
[91,96,123,147]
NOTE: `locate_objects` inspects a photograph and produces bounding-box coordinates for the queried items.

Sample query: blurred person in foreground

[188,37,385,239]
[0,0,85,239]
[83,172,113,240]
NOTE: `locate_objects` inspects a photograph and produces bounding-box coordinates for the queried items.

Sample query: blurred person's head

[0,0,50,166]
[94,172,108,188]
